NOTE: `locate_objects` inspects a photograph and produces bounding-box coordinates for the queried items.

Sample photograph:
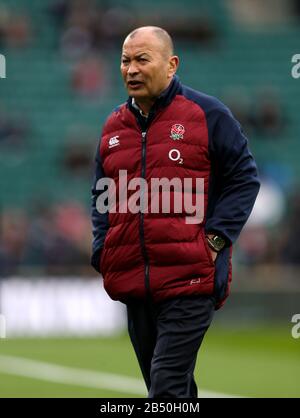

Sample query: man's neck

[133,79,174,117]
[133,98,155,117]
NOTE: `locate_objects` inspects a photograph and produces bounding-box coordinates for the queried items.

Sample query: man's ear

[168,56,179,78]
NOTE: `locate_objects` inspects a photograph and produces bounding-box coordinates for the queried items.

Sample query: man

[91,26,260,398]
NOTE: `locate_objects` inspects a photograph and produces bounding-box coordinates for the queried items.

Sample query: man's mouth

[127,80,144,89]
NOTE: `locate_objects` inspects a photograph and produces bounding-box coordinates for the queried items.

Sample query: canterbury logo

[190,278,201,285]
[108,136,120,148]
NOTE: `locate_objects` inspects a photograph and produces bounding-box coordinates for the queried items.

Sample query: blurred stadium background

[0,0,299,398]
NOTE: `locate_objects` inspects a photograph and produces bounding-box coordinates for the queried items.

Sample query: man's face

[120,32,176,103]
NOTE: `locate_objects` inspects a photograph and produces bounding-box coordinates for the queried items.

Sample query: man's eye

[122,60,129,64]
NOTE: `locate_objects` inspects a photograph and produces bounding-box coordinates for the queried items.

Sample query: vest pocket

[200,229,215,267]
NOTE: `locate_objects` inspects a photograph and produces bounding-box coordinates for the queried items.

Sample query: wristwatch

[206,234,226,252]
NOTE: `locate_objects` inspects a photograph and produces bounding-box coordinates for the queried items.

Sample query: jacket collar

[127,75,181,117]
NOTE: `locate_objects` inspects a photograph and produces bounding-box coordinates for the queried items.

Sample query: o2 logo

[0,54,6,79]
[168,149,183,164]
[291,314,300,339]
[291,54,300,79]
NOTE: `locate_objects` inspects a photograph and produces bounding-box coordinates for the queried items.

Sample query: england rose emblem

[170,124,185,140]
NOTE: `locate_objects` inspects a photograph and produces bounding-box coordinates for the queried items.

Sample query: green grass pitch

[0,326,299,398]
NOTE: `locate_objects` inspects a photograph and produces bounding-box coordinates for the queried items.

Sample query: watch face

[213,236,225,251]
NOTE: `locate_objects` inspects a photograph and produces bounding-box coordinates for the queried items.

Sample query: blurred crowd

[0,103,31,148]
[0,201,92,277]
[222,87,286,139]
[48,0,218,54]
[237,184,300,266]
[0,0,218,52]
[0,4,32,48]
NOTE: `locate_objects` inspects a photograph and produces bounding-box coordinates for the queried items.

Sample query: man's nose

[127,62,139,75]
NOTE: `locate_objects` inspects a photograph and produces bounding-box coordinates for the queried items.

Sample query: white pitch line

[0,354,146,396]
[0,354,240,398]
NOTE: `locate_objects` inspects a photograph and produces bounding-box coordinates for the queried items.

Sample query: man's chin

[127,86,147,97]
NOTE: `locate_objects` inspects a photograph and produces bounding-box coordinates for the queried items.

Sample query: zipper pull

[141,132,146,142]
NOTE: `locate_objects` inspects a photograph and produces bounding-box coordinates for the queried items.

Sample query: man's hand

[206,234,218,263]
[209,248,218,263]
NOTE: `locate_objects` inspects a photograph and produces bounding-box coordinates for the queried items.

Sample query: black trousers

[126,294,216,398]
